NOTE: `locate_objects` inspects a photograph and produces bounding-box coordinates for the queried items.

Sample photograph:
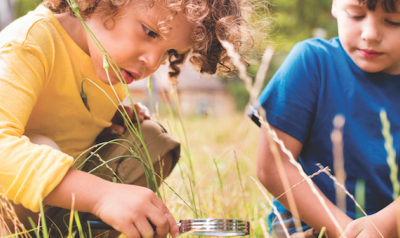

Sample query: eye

[168,49,177,54]
[142,25,158,38]
[386,19,400,26]
[348,14,365,20]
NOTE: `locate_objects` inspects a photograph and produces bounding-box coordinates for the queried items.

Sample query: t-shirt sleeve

[0,39,73,212]
[255,41,320,143]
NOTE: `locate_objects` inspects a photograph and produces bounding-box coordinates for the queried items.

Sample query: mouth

[121,69,140,84]
[358,49,383,59]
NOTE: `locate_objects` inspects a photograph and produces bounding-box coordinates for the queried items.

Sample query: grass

[162,113,268,234]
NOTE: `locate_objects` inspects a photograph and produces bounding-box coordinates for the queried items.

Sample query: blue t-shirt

[254,37,400,235]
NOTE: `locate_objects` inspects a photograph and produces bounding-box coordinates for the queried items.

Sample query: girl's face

[84,0,194,85]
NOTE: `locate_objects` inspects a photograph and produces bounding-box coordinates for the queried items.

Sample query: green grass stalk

[380,110,399,200]
[318,227,327,238]
[171,87,200,218]
[28,217,40,238]
[355,178,365,219]
[73,211,84,238]
[38,196,48,238]
[66,0,161,197]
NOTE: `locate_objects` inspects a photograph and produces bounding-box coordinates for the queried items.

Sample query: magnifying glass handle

[87,219,160,231]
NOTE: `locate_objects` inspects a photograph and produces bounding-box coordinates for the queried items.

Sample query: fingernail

[174,232,180,238]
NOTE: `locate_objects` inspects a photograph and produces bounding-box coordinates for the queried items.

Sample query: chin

[353,60,382,73]
[358,65,383,73]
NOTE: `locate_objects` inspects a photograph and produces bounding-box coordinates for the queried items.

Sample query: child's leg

[47,120,180,237]
[86,119,180,186]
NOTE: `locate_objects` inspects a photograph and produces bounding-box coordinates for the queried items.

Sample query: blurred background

[1,0,338,116]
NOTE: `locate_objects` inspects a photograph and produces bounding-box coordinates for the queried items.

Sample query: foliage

[267,0,338,52]
[226,0,338,111]
[16,0,43,18]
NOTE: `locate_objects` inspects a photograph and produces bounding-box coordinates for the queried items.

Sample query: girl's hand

[92,182,180,238]
[97,103,151,142]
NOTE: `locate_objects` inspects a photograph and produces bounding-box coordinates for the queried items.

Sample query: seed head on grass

[250,176,290,238]
[250,109,347,237]
[380,109,399,200]
[316,164,384,238]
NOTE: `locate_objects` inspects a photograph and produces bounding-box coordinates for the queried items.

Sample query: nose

[361,17,382,43]
[139,48,168,71]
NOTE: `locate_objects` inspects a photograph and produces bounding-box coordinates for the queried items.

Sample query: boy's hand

[340,208,397,238]
[93,182,179,238]
[97,103,151,143]
[340,216,379,238]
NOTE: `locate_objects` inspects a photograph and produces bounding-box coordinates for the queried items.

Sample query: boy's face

[332,0,400,74]
[85,0,194,85]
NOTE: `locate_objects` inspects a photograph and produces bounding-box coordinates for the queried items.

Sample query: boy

[253,0,400,237]
[0,0,250,237]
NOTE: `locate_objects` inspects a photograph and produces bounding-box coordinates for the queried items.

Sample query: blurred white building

[126,63,235,116]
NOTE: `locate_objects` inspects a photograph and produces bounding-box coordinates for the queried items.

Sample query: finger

[119,222,141,238]
[146,207,169,238]
[124,105,134,119]
[340,225,362,238]
[151,198,179,238]
[134,218,155,238]
[111,123,125,134]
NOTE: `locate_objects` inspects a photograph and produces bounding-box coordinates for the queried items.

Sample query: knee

[25,133,60,151]
[138,120,167,138]
[160,151,174,178]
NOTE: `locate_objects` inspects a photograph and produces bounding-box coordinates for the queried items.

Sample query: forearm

[256,126,352,237]
[43,169,110,214]
[259,162,352,237]
[372,197,400,237]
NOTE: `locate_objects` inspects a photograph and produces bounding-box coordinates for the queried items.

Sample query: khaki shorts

[46,120,181,236]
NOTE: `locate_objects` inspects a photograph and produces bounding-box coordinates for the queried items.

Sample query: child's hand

[92,182,179,238]
[340,211,396,238]
[340,216,375,238]
[97,103,151,142]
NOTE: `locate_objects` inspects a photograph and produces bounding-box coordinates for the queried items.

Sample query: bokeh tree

[16,0,42,18]
[226,0,339,111]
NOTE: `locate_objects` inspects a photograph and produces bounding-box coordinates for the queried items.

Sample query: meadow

[160,112,270,237]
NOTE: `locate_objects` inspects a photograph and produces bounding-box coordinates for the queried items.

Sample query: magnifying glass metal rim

[179,218,250,236]
[87,218,250,236]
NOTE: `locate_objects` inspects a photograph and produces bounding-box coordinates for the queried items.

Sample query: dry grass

[161,113,271,237]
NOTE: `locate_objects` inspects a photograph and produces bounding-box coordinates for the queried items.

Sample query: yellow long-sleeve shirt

[0,5,126,212]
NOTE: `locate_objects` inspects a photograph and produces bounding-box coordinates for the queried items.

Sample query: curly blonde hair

[42,0,253,79]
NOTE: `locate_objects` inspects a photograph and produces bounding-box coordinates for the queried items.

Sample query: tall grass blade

[38,196,48,238]
[355,178,365,219]
[251,109,346,236]
[250,177,290,238]
[317,164,383,238]
[331,114,346,213]
[73,211,84,238]
[28,217,40,238]
[380,109,399,199]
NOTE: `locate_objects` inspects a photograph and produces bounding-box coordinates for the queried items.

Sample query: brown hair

[42,0,253,80]
[358,0,399,11]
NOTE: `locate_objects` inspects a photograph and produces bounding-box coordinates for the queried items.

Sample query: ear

[331,0,338,18]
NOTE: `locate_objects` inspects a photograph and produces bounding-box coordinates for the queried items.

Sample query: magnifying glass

[87,218,250,236]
